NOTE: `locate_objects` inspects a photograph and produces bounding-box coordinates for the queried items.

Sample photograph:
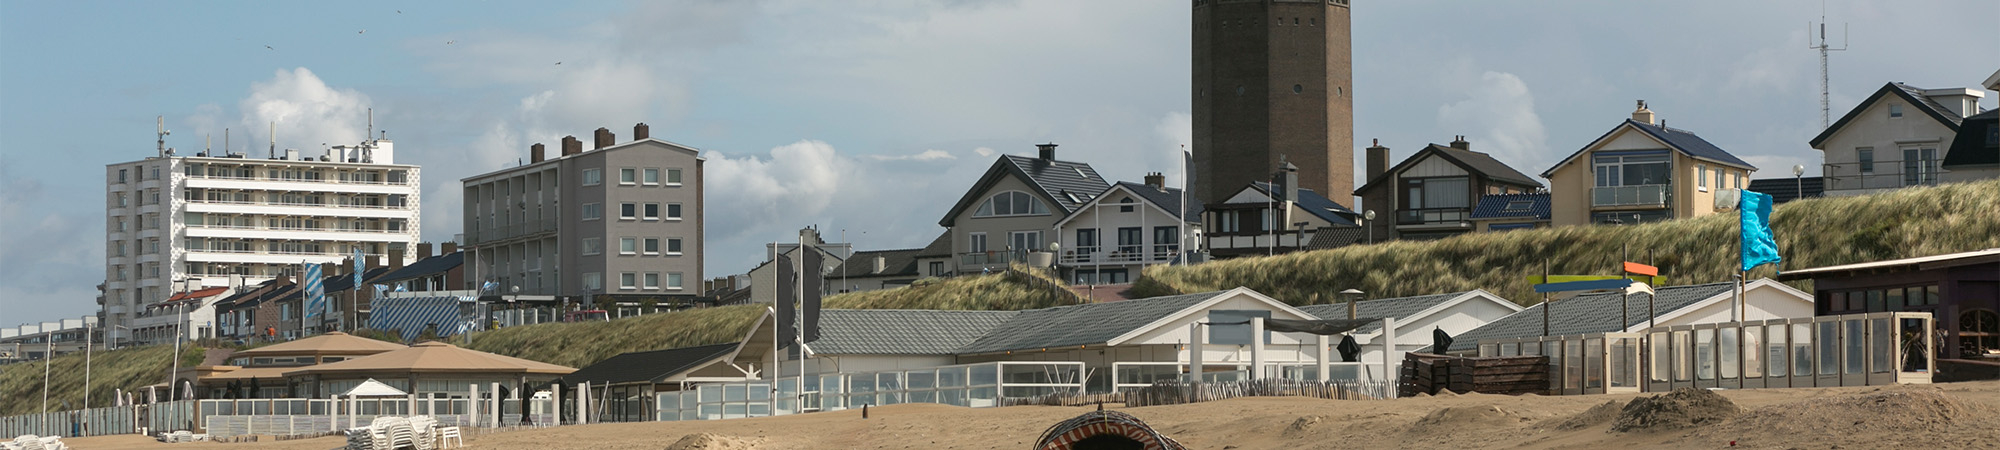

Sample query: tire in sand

[1034,410,1187,450]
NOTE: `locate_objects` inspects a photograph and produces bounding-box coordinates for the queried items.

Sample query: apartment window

[619,237,637,255]
[969,232,988,253]
[114,217,126,232]
[115,266,127,281]
[1076,228,1099,254]
[972,191,1050,217]
[619,168,637,185]
[147,238,159,255]
[1593,153,1671,187]
[115,193,127,208]
[113,241,126,257]
[666,168,683,185]
[1888,104,1903,118]
[1733,173,1743,189]
[929,261,945,276]
[582,203,602,221]
[1216,210,1241,233]
[1858,148,1875,173]
[643,238,660,255]
[581,237,603,256]
[667,272,683,290]
[620,272,637,290]
[620,202,637,220]
[583,272,603,290]
[1697,164,1709,190]
[666,203,682,219]
[1116,227,1142,253]
[147,262,160,278]
[666,238,683,255]
[282,304,293,320]
[582,168,603,186]
[1903,146,1939,186]
[1714,168,1724,191]
[1155,226,1179,254]
[643,273,660,289]
[117,169,127,183]
[643,203,660,220]
[643,168,660,185]
[151,167,161,180]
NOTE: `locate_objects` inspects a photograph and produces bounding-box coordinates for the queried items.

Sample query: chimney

[873,256,887,274]
[1365,139,1390,183]
[1449,135,1470,150]
[442,242,458,255]
[594,127,614,150]
[320,262,338,279]
[1276,162,1299,203]
[530,143,546,163]
[1632,100,1656,125]
[1036,143,1058,161]
[1143,172,1166,191]
[633,123,650,140]
[417,242,434,259]
[561,136,582,156]
[389,246,406,270]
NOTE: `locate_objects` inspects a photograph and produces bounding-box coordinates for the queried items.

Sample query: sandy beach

[59,379,2000,450]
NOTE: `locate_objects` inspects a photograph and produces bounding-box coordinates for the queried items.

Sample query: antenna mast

[156,116,170,158]
[1808,5,1847,129]
[269,121,277,158]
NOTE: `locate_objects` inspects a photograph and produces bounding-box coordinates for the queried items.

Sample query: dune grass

[1131,178,2000,306]
[0,344,204,417]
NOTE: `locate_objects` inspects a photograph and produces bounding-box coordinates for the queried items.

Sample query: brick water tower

[1192,0,1355,206]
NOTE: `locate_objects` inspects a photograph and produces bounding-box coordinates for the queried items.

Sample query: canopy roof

[199,366,296,381]
[231,331,408,358]
[284,341,575,377]
[340,378,408,397]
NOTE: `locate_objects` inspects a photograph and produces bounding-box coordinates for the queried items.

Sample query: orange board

[1623,261,1660,277]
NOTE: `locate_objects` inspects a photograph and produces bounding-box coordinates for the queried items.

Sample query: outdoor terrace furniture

[436,426,463,449]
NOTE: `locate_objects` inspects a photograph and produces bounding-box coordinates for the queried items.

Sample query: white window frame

[582,168,603,186]
[968,232,988,253]
[619,237,638,255]
[643,237,660,255]
[620,202,637,220]
[619,168,637,185]
[642,168,660,185]
[666,203,682,220]
[666,168,683,186]
[643,272,660,289]
[667,272,683,290]
[667,238,683,255]
[619,272,637,290]
[643,203,661,221]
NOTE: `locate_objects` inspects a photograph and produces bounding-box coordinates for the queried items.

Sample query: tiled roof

[566,343,739,385]
[809,310,1019,355]
[1356,144,1540,194]
[375,252,463,285]
[956,291,1221,354]
[1943,109,1998,168]
[1469,193,1551,220]
[1444,282,1734,352]
[1112,181,1205,222]
[940,154,1109,227]
[1747,177,1825,204]
[1296,292,1469,333]
[1545,119,1755,178]
[1302,226,1365,250]
[1249,182,1356,226]
[827,248,923,279]
[1811,82,1967,148]
[914,232,953,258]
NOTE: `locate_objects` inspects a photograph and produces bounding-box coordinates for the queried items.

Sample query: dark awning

[1263,318,1378,335]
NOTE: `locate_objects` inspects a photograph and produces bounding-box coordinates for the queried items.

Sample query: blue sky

[3,0,1994,325]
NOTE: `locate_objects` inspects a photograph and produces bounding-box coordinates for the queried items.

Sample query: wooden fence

[1398,353,1548,396]
[1122,379,1389,407]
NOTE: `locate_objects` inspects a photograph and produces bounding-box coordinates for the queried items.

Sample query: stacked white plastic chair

[32,438,61,450]
[406,416,437,450]
[435,425,464,449]
[343,427,377,450]
[12,435,44,450]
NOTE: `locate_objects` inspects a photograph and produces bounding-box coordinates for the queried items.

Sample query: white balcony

[185,200,414,219]
[184,224,413,242]
[1592,184,1668,208]
[185,249,352,265]
[185,175,415,195]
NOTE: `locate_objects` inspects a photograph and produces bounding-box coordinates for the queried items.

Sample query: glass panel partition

[1817,322,1840,376]
[1719,326,1740,379]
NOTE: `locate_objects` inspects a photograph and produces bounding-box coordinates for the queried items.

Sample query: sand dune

[64,379,2000,449]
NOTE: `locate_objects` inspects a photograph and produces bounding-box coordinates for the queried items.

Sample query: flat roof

[1777,248,2000,281]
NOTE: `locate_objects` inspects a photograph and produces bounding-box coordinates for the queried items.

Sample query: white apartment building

[103,135,420,346]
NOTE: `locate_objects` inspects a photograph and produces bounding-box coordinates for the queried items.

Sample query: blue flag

[303,262,325,319]
[353,248,365,288]
[1740,190,1781,272]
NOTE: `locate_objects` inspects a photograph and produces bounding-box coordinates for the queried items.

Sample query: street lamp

[1363,210,1376,245]
[1338,289,1364,319]
[1792,164,1806,202]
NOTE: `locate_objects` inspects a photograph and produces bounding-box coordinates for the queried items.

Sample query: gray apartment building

[460,124,704,303]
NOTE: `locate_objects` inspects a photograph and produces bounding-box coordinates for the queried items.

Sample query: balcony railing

[1592,184,1668,207]
[1821,160,1941,192]
[959,250,1029,267]
[465,219,559,245]
[1059,247,1176,265]
[1397,207,1471,226]
[188,198,412,210]
[188,223,405,234]
[186,174,415,187]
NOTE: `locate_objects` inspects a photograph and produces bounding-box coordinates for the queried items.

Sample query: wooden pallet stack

[1399,353,1549,396]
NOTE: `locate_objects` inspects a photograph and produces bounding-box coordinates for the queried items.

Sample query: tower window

[1294,18,1299,25]
[1293,84,1303,94]
[1310,18,1317,26]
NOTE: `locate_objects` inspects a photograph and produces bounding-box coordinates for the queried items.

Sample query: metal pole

[1179,145,1188,265]
[1622,243,1630,331]
[1541,261,1550,337]
[172,290,184,400]
[42,330,52,435]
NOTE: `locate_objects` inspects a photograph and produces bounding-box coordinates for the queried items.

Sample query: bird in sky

[446,40,455,45]
[265,45,274,50]
[358,29,365,34]
[554,61,562,65]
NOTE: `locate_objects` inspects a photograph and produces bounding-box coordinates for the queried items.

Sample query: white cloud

[238,68,376,152]
[1436,71,1550,175]
[973,147,995,157]
[868,149,955,161]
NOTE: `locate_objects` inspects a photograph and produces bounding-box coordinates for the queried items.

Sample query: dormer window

[1504,200,1533,211]
[973,191,1050,217]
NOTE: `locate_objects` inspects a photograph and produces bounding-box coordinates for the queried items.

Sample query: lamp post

[1363,210,1376,245]
[1293,222,1310,252]
[1792,164,1806,202]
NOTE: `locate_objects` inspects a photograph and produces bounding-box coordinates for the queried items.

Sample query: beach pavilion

[194,331,408,398]
[283,341,575,399]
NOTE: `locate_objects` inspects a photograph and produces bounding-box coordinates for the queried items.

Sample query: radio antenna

[156,116,171,157]
[1808,2,1848,129]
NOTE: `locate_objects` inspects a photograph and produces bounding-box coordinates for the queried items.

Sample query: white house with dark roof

[937,144,1109,274]
[1544,101,1757,226]
[1442,279,1814,354]
[1811,82,1986,196]
[1051,173,1203,285]
[1201,176,1362,259]
[1352,137,1543,241]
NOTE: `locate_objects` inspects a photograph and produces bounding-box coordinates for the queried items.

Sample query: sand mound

[1552,400,1622,431]
[1697,386,1992,447]
[1612,388,1738,432]
[1412,405,1522,433]
[1283,415,1325,437]
[665,433,759,450]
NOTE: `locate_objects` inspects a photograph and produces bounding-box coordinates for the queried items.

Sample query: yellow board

[1525,275,1666,285]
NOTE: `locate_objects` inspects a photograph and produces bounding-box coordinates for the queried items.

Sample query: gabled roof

[956,291,1221,354]
[1295,291,1503,334]
[566,343,740,385]
[375,252,463,285]
[1543,119,1756,178]
[1747,177,1825,204]
[1112,181,1204,222]
[809,310,1019,355]
[285,341,574,376]
[1810,82,1966,148]
[1246,182,1357,226]
[1302,226,1365,250]
[1354,144,1541,194]
[1469,193,1551,220]
[826,248,924,279]
[167,287,229,302]
[1444,282,1736,352]
[939,155,1109,227]
[914,232,953,258]
[231,331,407,357]
[1943,109,1998,168]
